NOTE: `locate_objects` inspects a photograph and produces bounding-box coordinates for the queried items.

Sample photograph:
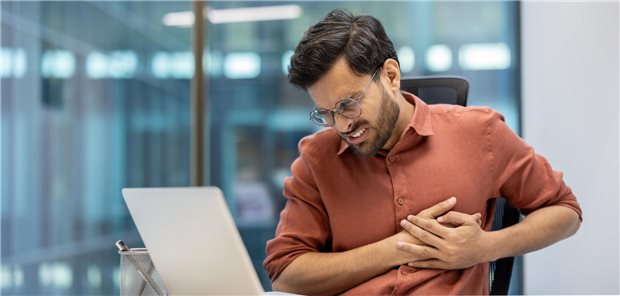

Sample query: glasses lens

[310,109,333,126]
[337,99,361,119]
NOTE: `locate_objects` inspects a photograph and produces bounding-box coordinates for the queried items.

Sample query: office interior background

[1,1,618,295]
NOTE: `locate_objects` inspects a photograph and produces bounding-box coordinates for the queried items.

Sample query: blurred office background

[1,1,617,295]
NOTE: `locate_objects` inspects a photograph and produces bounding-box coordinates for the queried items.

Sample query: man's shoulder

[298,128,342,161]
[429,103,497,117]
[429,104,505,128]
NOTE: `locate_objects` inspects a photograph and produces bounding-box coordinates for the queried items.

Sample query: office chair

[400,76,521,295]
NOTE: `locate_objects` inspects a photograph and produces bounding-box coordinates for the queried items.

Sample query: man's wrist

[482,230,503,262]
[377,233,405,267]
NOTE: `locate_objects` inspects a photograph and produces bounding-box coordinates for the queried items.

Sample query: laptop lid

[122,187,264,295]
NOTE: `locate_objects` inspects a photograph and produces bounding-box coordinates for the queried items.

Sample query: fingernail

[437,216,444,222]
[449,196,456,202]
[396,241,405,248]
[400,219,407,226]
[407,215,414,221]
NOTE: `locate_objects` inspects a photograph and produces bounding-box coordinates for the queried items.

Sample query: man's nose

[333,114,353,133]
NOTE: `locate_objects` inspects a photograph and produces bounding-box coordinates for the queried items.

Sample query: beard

[346,85,400,157]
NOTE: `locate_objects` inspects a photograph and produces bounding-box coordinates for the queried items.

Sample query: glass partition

[1,1,192,294]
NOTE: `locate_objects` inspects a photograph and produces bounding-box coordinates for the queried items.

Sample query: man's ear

[382,58,401,92]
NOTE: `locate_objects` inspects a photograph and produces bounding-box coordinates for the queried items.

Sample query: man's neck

[383,93,415,150]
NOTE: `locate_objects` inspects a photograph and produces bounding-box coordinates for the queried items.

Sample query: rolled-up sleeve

[489,111,582,220]
[263,143,332,282]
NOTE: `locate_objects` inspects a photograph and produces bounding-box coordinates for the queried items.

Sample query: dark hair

[288,9,399,90]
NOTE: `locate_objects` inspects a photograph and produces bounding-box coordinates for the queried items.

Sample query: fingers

[437,211,482,226]
[407,259,446,270]
[400,218,444,246]
[417,197,456,219]
[405,215,450,239]
[396,241,440,261]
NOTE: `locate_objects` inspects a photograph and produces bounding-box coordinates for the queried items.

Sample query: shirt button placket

[388,155,405,207]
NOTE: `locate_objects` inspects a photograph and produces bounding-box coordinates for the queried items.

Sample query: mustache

[339,119,370,137]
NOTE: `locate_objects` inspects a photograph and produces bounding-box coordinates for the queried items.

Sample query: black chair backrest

[400,76,519,295]
[400,76,469,106]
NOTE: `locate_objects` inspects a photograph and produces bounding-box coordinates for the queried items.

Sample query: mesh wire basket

[118,248,167,296]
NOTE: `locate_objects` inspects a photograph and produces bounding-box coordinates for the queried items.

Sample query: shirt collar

[337,91,434,155]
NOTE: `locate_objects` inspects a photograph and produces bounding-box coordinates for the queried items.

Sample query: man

[264,9,582,295]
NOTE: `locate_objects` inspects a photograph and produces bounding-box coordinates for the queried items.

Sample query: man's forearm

[486,205,581,261]
[271,237,400,295]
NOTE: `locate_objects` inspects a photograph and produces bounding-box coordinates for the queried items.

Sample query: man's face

[308,58,400,157]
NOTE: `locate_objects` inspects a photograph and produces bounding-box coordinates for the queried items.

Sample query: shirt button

[397,198,405,205]
[401,270,407,276]
[388,156,395,162]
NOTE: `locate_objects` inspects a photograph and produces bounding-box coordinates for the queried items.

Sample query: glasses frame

[309,67,380,127]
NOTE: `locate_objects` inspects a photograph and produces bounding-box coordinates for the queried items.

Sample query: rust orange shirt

[264,92,582,294]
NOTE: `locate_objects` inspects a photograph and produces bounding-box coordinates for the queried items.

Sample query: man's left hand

[396,211,493,270]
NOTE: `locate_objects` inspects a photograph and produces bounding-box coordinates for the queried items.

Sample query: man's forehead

[308,62,366,108]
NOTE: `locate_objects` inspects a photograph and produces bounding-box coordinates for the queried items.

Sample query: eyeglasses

[309,68,380,127]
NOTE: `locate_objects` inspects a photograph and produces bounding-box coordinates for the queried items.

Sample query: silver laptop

[122,187,265,295]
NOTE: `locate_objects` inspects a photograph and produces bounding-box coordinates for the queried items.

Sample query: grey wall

[521,2,619,294]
